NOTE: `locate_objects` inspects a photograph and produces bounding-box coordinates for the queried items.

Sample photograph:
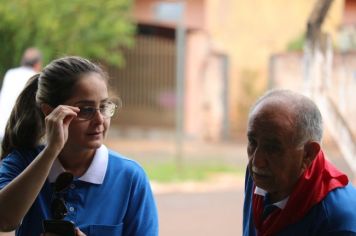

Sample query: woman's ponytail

[1,74,45,159]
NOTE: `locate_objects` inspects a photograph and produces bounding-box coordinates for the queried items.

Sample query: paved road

[156,189,244,236]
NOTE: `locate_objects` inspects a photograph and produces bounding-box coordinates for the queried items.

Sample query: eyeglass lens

[77,101,119,120]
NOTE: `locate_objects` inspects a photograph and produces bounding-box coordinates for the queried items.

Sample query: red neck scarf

[252,150,348,236]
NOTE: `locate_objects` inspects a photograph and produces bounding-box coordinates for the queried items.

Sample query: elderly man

[0,47,42,140]
[243,89,356,235]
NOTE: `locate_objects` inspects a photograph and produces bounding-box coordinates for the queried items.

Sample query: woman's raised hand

[44,105,79,154]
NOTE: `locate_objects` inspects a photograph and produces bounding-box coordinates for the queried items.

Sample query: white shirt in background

[0,66,36,139]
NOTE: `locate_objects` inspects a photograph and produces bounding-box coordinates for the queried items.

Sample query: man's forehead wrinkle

[248,100,297,145]
[248,124,284,145]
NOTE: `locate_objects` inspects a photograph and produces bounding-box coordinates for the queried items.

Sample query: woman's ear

[302,141,321,169]
[40,103,53,116]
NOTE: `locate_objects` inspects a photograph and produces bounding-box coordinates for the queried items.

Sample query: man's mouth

[252,166,272,177]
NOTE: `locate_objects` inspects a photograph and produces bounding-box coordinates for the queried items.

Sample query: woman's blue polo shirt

[0,145,159,236]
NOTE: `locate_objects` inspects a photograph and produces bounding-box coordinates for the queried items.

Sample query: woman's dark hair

[1,56,108,158]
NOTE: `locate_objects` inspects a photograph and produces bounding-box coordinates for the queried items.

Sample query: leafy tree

[0,0,135,79]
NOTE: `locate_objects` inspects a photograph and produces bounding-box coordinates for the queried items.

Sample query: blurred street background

[1,0,356,235]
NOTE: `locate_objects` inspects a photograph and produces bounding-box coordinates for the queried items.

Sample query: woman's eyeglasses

[51,172,73,220]
[76,100,121,121]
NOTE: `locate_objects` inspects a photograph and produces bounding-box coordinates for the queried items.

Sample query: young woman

[0,56,158,236]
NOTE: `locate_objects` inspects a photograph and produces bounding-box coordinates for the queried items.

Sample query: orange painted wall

[132,0,345,139]
[205,0,344,135]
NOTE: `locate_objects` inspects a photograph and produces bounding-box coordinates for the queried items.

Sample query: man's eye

[263,144,280,154]
[248,138,257,147]
[247,138,257,155]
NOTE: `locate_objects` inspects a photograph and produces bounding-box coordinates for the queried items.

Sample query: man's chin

[253,175,274,190]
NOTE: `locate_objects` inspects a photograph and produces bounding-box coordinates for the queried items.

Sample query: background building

[109,0,351,142]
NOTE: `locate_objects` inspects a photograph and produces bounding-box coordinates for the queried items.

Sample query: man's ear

[302,141,321,169]
[40,103,53,116]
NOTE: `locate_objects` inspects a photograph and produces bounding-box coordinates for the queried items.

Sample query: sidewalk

[104,136,248,167]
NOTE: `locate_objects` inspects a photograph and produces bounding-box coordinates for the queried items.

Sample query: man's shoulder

[324,183,356,207]
[4,66,35,79]
[321,183,356,231]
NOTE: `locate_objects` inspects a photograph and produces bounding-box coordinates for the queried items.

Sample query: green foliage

[287,33,305,51]
[0,0,135,77]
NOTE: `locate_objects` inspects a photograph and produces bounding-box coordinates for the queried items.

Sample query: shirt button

[70,184,75,189]
[69,207,75,212]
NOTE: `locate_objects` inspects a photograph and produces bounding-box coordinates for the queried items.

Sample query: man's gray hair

[21,47,42,67]
[250,89,323,145]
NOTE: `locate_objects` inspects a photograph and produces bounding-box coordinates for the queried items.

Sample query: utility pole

[306,0,334,49]
[154,1,186,170]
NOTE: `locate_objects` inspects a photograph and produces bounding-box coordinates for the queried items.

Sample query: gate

[108,33,176,129]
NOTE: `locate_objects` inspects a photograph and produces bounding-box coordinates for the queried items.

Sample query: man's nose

[251,147,268,168]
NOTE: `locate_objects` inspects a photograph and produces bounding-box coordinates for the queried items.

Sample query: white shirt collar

[254,186,289,209]
[48,145,108,184]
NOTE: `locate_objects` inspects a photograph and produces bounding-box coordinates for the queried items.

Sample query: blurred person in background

[0,56,158,236]
[243,89,356,235]
[0,47,42,141]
